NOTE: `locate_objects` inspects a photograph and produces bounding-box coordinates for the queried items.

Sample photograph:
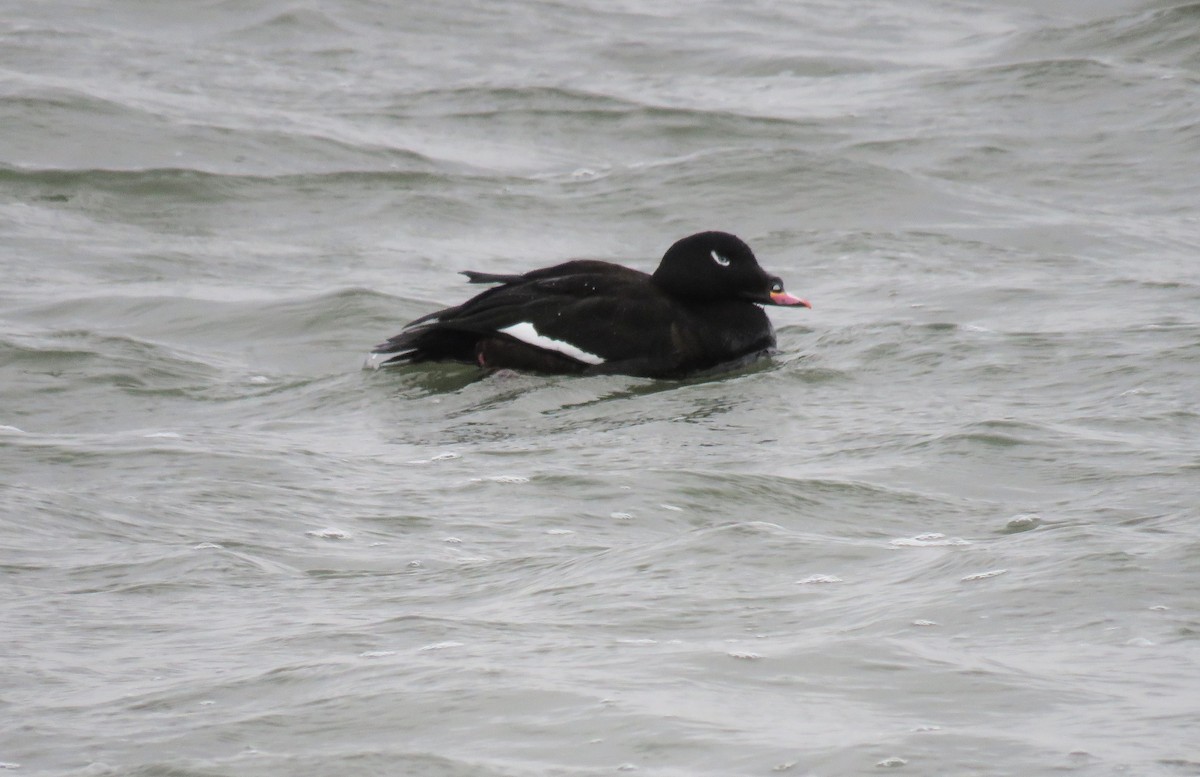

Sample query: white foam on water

[727,651,763,660]
[474,475,529,484]
[797,574,843,584]
[891,532,970,547]
[306,528,351,540]
[961,569,1008,582]
[1006,513,1041,531]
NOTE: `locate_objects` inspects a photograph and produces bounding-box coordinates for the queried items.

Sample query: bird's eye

[710,250,731,267]
[771,281,782,293]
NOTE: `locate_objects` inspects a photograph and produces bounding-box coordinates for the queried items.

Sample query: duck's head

[652,231,811,308]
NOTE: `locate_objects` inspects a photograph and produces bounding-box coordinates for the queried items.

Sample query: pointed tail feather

[461,270,524,284]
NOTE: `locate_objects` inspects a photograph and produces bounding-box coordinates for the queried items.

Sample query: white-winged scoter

[367,231,810,379]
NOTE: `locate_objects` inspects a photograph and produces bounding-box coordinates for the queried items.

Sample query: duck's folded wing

[420,285,678,362]
[371,268,682,372]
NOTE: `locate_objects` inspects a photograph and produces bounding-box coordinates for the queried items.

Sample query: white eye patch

[710,250,731,267]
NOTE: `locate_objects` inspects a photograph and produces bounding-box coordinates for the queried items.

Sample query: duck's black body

[368,231,810,379]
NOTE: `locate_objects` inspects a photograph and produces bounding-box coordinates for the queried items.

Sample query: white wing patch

[498,322,606,365]
[710,250,731,267]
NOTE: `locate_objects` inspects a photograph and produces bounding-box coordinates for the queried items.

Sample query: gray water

[3,1,1199,775]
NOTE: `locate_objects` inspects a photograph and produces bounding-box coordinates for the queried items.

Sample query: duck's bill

[769,291,811,308]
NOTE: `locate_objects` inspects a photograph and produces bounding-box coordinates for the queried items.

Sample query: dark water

[2,2,1199,775]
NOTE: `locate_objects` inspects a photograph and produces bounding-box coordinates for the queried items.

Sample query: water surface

[2,1,1199,775]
